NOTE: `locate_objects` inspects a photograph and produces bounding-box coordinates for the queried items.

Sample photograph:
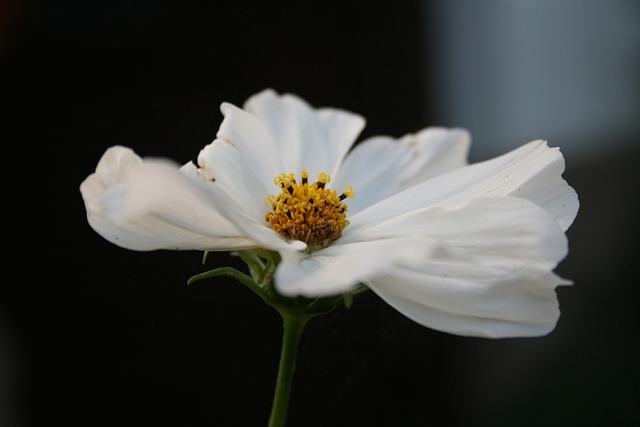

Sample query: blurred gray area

[427,0,640,162]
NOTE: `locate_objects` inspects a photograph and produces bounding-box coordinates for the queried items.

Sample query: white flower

[80,89,578,338]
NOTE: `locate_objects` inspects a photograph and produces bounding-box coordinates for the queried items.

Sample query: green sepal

[343,292,354,309]
[231,250,266,284]
[188,266,264,298]
[343,284,370,308]
[189,250,369,318]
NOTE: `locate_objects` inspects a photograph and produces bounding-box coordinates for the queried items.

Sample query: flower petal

[274,237,437,297]
[345,196,568,270]
[361,197,571,338]
[243,89,365,179]
[217,101,283,194]
[351,140,578,231]
[80,146,255,251]
[368,269,568,338]
[334,127,470,214]
[195,139,269,222]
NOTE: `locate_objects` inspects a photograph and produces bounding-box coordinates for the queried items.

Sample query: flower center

[265,170,354,251]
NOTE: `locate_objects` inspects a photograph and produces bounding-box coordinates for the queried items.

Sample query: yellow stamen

[265,171,355,251]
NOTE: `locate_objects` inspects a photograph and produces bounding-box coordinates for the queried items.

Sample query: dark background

[2,1,638,426]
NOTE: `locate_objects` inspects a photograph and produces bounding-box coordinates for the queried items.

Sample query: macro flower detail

[80,89,579,339]
[265,171,355,251]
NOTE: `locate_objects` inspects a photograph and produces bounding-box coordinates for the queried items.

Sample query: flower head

[80,89,578,338]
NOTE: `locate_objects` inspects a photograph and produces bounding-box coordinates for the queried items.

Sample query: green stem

[268,310,312,427]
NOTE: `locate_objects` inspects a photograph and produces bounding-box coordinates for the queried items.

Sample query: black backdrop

[2,1,639,426]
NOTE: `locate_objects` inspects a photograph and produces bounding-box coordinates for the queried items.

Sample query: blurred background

[2,1,639,426]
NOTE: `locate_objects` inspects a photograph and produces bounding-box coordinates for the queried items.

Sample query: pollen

[265,170,355,251]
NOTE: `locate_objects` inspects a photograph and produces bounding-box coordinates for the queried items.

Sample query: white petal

[243,89,365,179]
[274,237,437,297]
[345,197,568,270]
[368,269,568,338]
[334,127,470,214]
[351,140,578,231]
[217,101,282,192]
[317,107,367,178]
[361,197,571,338]
[195,139,269,222]
[80,146,143,214]
[80,146,255,251]
[196,188,307,253]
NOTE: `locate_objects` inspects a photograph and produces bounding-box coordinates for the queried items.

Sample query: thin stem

[268,310,312,427]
